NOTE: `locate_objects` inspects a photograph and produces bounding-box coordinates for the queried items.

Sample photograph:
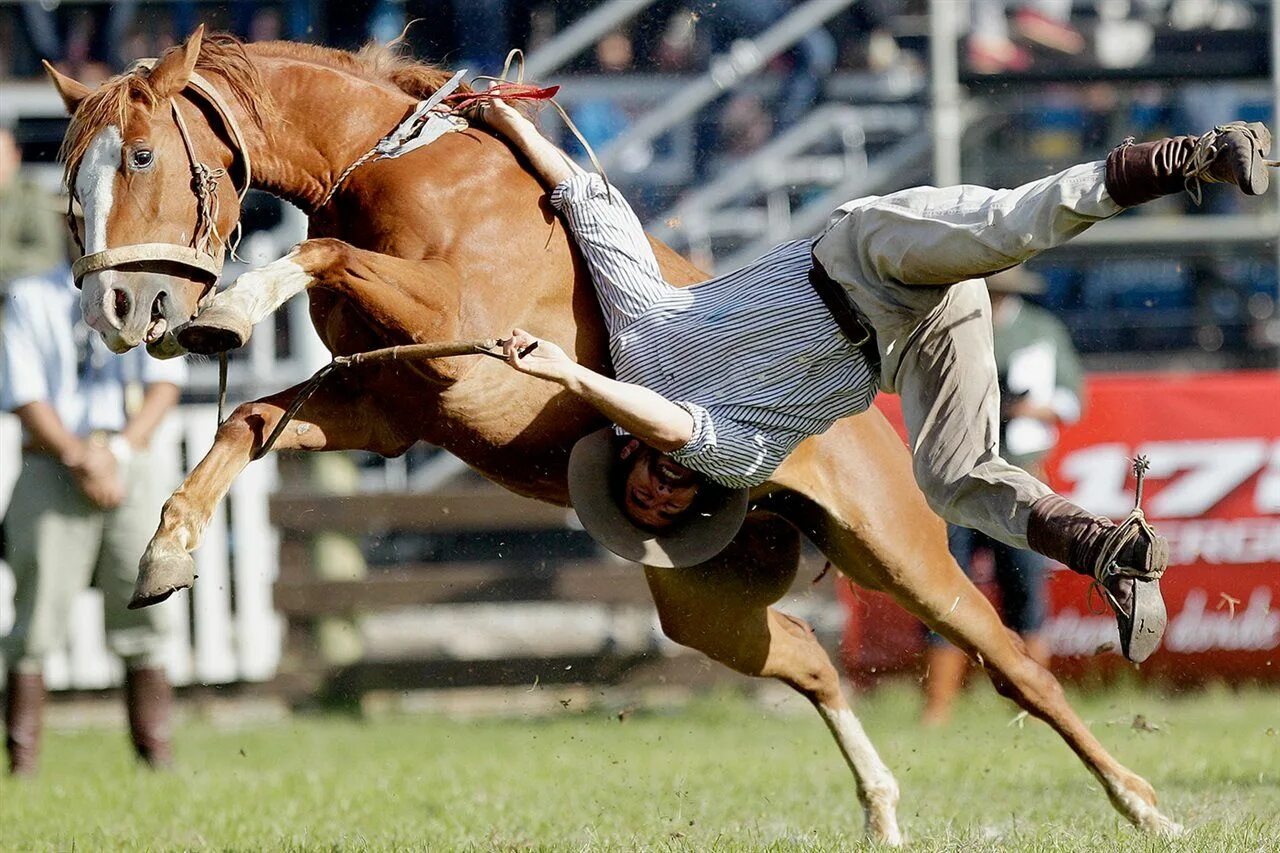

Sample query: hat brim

[568,428,749,569]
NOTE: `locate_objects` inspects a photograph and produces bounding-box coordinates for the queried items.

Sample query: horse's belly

[426,366,604,504]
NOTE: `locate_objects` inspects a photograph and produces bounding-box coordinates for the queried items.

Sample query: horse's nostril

[112,288,130,325]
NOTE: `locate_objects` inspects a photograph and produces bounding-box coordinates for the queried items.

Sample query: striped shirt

[1,265,187,439]
[550,173,877,488]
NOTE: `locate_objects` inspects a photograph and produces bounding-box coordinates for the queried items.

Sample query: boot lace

[1183,122,1278,205]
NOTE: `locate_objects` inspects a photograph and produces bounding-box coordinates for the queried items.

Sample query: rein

[70,64,252,289]
[250,338,512,459]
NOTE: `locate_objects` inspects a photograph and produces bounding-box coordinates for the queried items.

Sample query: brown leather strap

[185,69,253,199]
[807,254,882,379]
[71,64,250,289]
[72,243,223,286]
[130,60,252,198]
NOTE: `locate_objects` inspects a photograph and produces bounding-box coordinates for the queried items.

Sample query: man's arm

[14,401,124,508]
[1,287,117,506]
[501,330,693,452]
[484,98,671,329]
[502,330,781,487]
[482,97,582,190]
[15,400,87,464]
[120,382,181,450]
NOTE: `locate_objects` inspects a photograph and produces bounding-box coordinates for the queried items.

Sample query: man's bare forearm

[498,116,583,190]
[14,400,85,464]
[559,363,693,453]
[120,382,181,449]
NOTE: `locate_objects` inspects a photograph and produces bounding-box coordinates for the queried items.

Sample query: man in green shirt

[0,127,65,293]
[922,267,1083,725]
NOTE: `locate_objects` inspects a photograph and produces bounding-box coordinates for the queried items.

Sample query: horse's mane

[62,33,468,183]
[255,39,470,102]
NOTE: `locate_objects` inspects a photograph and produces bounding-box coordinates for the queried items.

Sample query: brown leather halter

[69,64,253,290]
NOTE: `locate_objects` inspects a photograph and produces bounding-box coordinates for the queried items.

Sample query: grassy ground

[1,682,1277,851]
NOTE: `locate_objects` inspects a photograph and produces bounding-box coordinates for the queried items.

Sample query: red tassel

[444,83,561,112]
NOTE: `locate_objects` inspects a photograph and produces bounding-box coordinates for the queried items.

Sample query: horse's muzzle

[82,270,194,354]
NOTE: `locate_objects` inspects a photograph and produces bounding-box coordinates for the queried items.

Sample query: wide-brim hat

[567,428,749,568]
[986,266,1045,295]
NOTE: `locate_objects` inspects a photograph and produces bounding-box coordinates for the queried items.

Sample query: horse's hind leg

[646,513,903,845]
[132,377,411,607]
[781,426,1180,835]
[922,587,1180,833]
[177,238,465,355]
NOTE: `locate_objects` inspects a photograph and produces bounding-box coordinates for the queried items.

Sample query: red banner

[840,371,1280,683]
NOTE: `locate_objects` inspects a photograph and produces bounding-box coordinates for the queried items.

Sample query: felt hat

[567,428,749,568]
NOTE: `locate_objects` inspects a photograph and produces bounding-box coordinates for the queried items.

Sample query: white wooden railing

[0,407,282,689]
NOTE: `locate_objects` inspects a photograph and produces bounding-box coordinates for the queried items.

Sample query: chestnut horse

[46,30,1177,841]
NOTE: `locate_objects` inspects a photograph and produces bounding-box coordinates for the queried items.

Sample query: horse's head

[47,27,250,357]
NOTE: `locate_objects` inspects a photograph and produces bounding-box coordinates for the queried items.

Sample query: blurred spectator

[171,1,314,45]
[968,0,1085,74]
[1,204,186,777]
[921,267,1084,726]
[839,0,908,73]
[567,30,637,158]
[0,128,65,294]
[1166,0,1258,31]
[690,0,837,177]
[454,0,515,74]
[717,93,774,160]
[371,0,521,74]
[20,0,138,80]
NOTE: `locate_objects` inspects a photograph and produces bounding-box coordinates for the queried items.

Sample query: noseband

[70,63,252,290]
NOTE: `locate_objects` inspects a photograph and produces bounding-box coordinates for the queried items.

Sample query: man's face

[619,441,701,531]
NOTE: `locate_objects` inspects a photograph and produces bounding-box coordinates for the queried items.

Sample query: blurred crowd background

[0,1,1276,711]
[3,0,1275,366]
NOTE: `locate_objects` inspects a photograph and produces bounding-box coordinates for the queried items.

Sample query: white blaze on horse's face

[71,118,207,359]
[75,125,125,347]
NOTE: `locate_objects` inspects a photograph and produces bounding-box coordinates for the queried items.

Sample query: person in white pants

[1,249,185,777]
[482,96,1274,665]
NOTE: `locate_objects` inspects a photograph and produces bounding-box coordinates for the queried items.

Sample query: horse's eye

[130,148,154,170]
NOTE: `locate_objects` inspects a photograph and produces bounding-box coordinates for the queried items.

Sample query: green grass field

[2,683,1277,851]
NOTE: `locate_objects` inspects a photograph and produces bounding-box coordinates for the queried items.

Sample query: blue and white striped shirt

[1,266,187,439]
[551,173,877,488]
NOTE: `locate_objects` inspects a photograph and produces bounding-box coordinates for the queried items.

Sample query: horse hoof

[130,544,196,609]
[175,305,253,354]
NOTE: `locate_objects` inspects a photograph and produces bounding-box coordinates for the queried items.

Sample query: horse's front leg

[175,238,463,355]
[132,377,411,608]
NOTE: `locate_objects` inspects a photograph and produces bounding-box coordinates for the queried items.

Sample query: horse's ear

[148,24,205,98]
[43,61,92,114]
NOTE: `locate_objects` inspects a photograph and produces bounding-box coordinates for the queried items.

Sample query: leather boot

[1027,495,1168,663]
[4,671,44,777]
[1105,121,1274,207]
[124,667,174,770]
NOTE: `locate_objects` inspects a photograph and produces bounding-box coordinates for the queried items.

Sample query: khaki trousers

[813,161,1120,548]
[1,452,168,673]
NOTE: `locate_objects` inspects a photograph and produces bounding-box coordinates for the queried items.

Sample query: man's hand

[480,87,582,189]
[501,329,694,452]
[67,442,125,509]
[481,93,532,141]
[502,328,578,384]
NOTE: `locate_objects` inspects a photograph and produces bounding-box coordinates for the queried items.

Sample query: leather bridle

[69,63,253,290]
